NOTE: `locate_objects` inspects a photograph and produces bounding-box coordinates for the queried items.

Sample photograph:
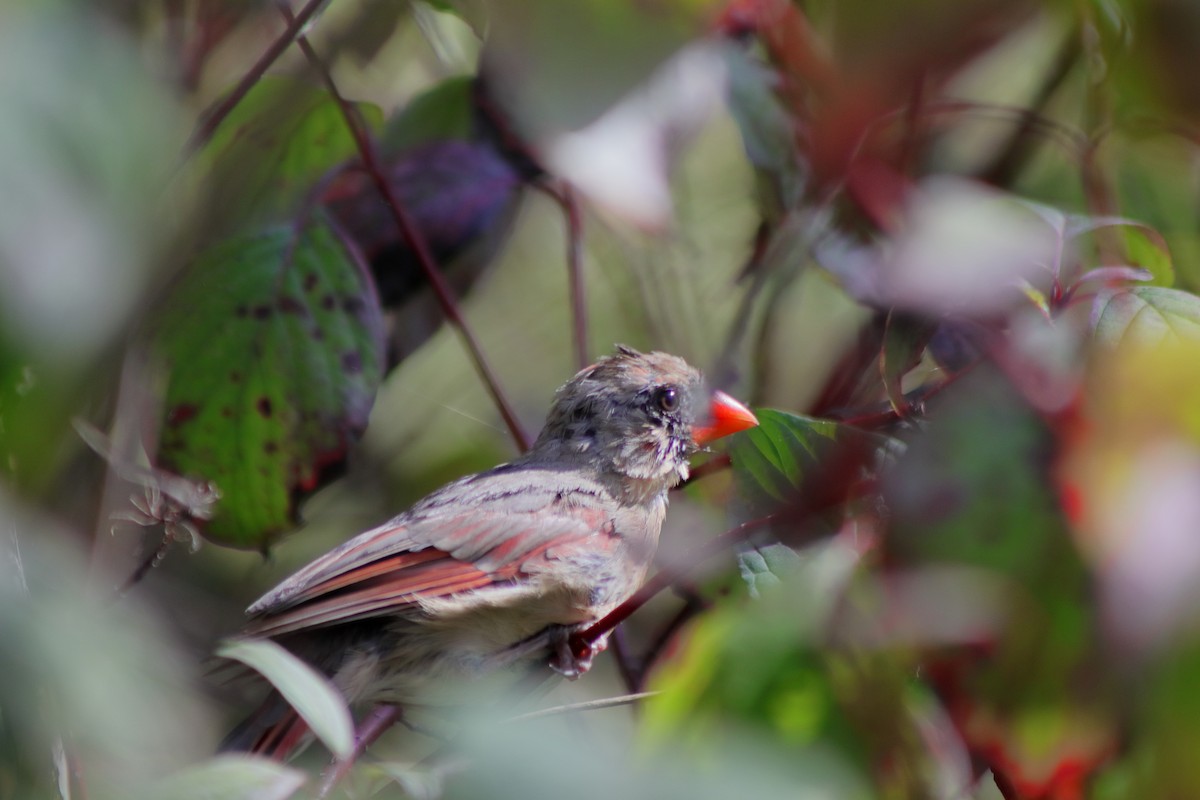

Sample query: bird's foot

[548,629,610,680]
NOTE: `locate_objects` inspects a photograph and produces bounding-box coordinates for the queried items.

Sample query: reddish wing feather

[245,471,617,637]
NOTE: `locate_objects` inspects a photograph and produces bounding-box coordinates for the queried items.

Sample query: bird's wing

[243,466,619,637]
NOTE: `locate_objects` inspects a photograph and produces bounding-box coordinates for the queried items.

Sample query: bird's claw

[548,630,610,680]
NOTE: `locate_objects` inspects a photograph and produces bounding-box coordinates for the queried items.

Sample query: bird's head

[533,346,758,492]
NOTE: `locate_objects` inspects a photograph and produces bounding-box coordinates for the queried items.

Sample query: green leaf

[1093,286,1200,348]
[737,542,804,598]
[154,217,384,548]
[1122,225,1174,287]
[728,408,883,515]
[484,0,709,140]
[146,756,305,800]
[724,46,806,215]
[381,75,475,154]
[203,78,384,229]
[217,639,354,760]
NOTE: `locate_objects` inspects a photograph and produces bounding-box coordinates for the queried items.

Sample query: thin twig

[279,1,532,451]
[185,0,330,154]
[505,692,660,723]
[316,703,403,799]
[114,535,172,600]
[536,182,589,369]
[977,32,1081,187]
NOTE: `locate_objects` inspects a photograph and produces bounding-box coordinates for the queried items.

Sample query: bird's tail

[220,692,312,760]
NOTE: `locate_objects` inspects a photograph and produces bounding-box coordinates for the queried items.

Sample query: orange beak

[692,390,759,446]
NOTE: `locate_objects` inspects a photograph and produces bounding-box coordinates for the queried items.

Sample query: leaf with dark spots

[167,404,199,426]
[153,216,384,549]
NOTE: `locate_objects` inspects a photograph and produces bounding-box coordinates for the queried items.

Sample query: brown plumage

[222,346,757,756]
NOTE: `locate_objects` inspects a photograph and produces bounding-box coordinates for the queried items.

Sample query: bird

[221,346,758,758]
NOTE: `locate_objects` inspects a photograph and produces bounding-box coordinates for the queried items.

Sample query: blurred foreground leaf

[643,537,964,797]
[1092,286,1200,347]
[451,693,870,800]
[883,368,1113,796]
[147,755,305,800]
[154,217,384,548]
[217,639,354,760]
[0,506,214,799]
[0,9,189,491]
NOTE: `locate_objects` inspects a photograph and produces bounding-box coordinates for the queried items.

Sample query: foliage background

[4,0,1200,798]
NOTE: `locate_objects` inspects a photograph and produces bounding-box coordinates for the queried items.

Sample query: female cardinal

[222,346,757,757]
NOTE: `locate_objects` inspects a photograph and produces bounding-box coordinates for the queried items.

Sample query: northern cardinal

[222,346,757,757]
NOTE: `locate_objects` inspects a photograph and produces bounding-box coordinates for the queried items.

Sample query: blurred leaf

[881,312,936,415]
[1115,639,1200,797]
[371,762,446,800]
[883,369,1064,585]
[0,515,215,799]
[217,639,353,760]
[146,755,305,800]
[882,368,1114,792]
[643,537,958,797]
[737,541,803,597]
[1092,286,1200,347]
[452,682,871,800]
[1105,133,1199,289]
[154,217,384,548]
[0,10,186,364]
[1121,225,1174,287]
[483,0,716,141]
[724,44,806,217]
[203,78,383,230]
[380,76,475,154]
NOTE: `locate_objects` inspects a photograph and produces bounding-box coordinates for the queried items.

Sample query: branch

[316,703,403,799]
[540,183,590,370]
[280,2,532,452]
[505,692,660,723]
[185,0,330,154]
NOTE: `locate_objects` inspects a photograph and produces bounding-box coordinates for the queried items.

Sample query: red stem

[185,0,330,154]
[538,182,589,370]
[563,188,589,371]
[280,3,532,452]
[316,703,403,799]
[992,768,1022,800]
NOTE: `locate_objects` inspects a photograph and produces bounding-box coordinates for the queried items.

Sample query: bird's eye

[654,386,680,412]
